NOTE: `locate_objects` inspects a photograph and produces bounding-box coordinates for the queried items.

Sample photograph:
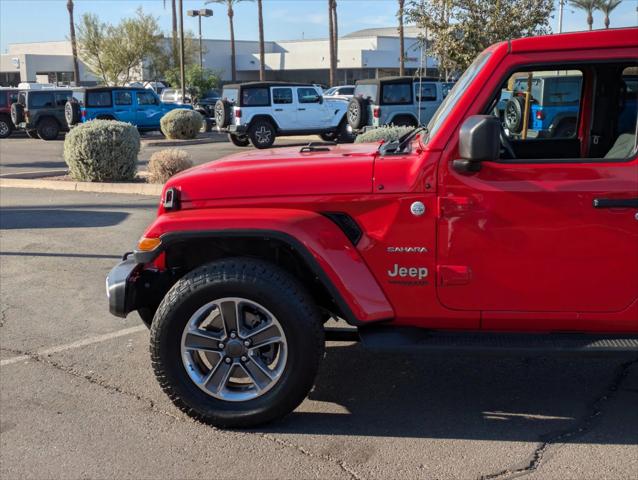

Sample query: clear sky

[1,0,637,53]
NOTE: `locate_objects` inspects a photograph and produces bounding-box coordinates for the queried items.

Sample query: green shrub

[160,109,203,139]
[63,120,139,182]
[354,125,415,144]
[148,148,193,184]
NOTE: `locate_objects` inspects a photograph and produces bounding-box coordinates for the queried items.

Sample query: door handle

[274,108,283,111]
[298,108,306,111]
[593,198,638,209]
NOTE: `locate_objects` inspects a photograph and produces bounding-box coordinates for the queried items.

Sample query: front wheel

[150,258,324,428]
[0,116,12,139]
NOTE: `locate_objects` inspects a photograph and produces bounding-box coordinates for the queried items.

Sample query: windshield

[426,51,492,140]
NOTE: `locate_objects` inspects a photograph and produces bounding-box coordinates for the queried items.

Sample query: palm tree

[206,0,248,82]
[66,0,80,85]
[257,0,265,80]
[599,0,623,28]
[398,0,405,76]
[569,0,601,30]
[163,0,179,68]
[328,0,338,86]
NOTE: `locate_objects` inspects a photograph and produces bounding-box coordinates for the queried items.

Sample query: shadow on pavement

[0,251,122,259]
[0,209,129,229]
[257,343,638,444]
[3,161,67,169]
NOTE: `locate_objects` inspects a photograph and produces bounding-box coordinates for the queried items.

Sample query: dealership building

[0,26,436,87]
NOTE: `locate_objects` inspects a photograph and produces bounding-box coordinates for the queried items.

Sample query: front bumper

[106,257,139,318]
[106,253,178,319]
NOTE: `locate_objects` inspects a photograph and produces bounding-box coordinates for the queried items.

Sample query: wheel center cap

[225,339,245,358]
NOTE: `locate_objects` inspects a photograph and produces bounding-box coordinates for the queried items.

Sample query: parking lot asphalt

[1,187,637,480]
[0,133,321,176]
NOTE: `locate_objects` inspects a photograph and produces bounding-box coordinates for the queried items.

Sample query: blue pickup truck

[65,87,191,132]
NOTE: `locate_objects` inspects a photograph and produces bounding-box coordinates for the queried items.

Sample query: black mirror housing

[459,115,501,161]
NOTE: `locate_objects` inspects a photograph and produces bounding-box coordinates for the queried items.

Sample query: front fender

[137,208,394,324]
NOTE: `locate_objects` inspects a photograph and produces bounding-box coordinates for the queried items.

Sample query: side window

[297,87,321,104]
[29,92,54,108]
[137,91,158,106]
[242,87,269,107]
[499,70,583,141]
[381,83,412,105]
[340,87,354,96]
[9,92,18,104]
[114,91,132,106]
[55,92,71,107]
[272,88,293,104]
[87,91,112,107]
[415,83,437,102]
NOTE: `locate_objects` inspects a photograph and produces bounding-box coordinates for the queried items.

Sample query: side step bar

[354,327,638,355]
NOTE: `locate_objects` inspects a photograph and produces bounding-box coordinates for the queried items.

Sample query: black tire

[36,118,60,141]
[320,132,337,142]
[150,258,324,428]
[552,118,577,138]
[228,133,250,147]
[214,99,232,128]
[0,115,12,139]
[248,119,276,149]
[504,96,525,134]
[200,116,213,133]
[10,103,24,125]
[26,129,39,139]
[65,100,80,126]
[392,116,418,127]
[337,119,355,143]
[347,96,368,130]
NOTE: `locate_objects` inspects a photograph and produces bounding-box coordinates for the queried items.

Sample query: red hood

[166,143,379,203]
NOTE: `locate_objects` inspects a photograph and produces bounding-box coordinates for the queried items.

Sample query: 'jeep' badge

[410,201,426,216]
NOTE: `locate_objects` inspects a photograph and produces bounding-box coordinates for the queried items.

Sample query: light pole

[187,8,213,70]
[557,0,565,33]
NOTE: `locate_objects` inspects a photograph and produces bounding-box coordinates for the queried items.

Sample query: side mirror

[454,115,501,173]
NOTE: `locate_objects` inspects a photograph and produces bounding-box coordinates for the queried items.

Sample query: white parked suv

[214,82,353,148]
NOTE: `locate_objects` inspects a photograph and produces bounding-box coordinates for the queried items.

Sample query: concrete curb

[141,135,226,148]
[0,169,69,179]
[0,177,162,196]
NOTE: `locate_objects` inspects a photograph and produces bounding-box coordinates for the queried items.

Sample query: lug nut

[218,342,225,349]
[230,332,237,339]
[243,340,251,347]
[224,357,232,364]
[240,355,247,362]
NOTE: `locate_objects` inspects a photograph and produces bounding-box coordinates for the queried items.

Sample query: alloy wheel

[180,297,287,402]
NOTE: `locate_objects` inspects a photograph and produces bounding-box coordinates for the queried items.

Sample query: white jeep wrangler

[214,82,353,148]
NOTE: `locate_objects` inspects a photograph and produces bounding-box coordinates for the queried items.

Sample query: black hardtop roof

[223,81,316,90]
[19,88,79,94]
[356,76,443,85]
[84,86,152,93]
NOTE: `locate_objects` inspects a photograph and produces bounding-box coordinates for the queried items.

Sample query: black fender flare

[134,229,390,327]
[248,114,280,133]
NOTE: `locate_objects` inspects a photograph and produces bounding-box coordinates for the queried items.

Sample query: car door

[135,90,162,127]
[113,90,135,123]
[415,82,439,124]
[271,87,297,130]
[295,87,328,129]
[436,60,638,331]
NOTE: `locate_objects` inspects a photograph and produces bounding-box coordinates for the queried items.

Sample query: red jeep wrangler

[0,88,19,139]
[107,28,638,427]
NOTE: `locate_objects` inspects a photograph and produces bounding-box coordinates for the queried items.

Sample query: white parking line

[1,325,147,367]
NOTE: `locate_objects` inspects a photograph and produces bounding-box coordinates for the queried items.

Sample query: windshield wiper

[379,126,428,155]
